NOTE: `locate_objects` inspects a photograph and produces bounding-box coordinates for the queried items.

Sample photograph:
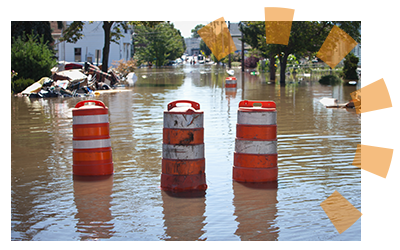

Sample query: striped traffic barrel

[233,100,277,182]
[72,100,113,176]
[161,100,207,192]
[225,76,237,89]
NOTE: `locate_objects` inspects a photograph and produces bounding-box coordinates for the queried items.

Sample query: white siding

[58,21,132,67]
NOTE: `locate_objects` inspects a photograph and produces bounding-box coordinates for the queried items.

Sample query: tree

[11,33,57,81]
[191,24,212,56]
[342,53,359,80]
[191,24,205,38]
[134,22,185,67]
[11,21,55,49]
[200,40,211,56]
[240,21,361,85]
[240,21,279,82]
[61,21,161,72]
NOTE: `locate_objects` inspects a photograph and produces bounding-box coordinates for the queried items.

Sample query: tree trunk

[269,54,276,83]
[102,21,113,73]
[280,53,289,86]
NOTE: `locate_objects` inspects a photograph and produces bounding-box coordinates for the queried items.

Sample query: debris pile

[15,62,120,98]
[319,97,355,109]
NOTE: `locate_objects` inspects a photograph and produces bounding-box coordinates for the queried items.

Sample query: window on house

[74,48,81,62]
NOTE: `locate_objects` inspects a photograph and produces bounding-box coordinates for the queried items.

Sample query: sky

[172,21,241,38]
[171,21,210,38]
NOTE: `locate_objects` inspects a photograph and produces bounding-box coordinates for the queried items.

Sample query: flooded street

[11,64,361,241]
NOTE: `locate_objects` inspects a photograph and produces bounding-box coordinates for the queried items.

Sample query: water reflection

[73,175,114,240]
[134,66,186,87]
[161,191,206,240]
[232,181,279,240]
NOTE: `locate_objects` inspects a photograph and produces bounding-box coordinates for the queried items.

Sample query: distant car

[175,58,182,64]
[197,55,204,64]
[165,60,177,66]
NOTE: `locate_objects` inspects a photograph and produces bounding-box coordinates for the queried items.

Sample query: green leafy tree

[134,22,185,66]
[200,40,212,56]
[11,21,55,50]
[192,24,212,56]
[191,24,205,38]
[240,21,361,85]
[11,33,57,82]
[240,21,278,82]
[61,21,161,72]
[342,53,359,80]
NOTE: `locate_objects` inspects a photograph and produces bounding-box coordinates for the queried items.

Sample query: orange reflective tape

[162,158,205,175]
[234,152,277,168]
[233,166,278,182]
[225,83,237,88]
[73,148,113,162]
[236,124,277,140]
[73,123,110,139]
[163,128,204,145]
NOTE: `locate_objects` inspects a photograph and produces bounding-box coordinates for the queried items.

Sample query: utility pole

[241,27,244,72]
[228,21,231,69]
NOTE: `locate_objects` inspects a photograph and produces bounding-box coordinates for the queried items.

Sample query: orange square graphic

[197,17,237,61]
[317,25,358,68]
[320,190,362,234]
[264,7,295,45]
[264,21,293,45]
[350,88,362,114]
[353,144,393,178]
[350,78,392,114]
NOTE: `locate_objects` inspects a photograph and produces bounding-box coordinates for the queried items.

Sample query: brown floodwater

[11,64,361,240]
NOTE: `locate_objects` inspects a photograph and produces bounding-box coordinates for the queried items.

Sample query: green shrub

[343,53,359,80]
[257,60,268,72]
[11,33,57,82]
[11,78,35,94]
[231,62,241,67]
[319,74,342,85]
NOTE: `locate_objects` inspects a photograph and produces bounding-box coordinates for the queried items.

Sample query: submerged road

[11,64,361,240]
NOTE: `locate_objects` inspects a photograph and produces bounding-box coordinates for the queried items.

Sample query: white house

[56,21,133,67]
[184,37,201,56]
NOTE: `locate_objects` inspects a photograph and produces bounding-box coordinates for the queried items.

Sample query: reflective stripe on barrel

[161,100,207,192]
[233,100,277,182]
[237,111,277,125]
[235,140,277,154]
[73,139,112,149]
[72,100,113,176]
[162,144,205,159]
[73,114,109,125]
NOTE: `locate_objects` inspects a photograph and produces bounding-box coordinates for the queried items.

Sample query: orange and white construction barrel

[161,100,207,192]
[72,100,114,176]
[225,76,237,89]
[233,100,277,182]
